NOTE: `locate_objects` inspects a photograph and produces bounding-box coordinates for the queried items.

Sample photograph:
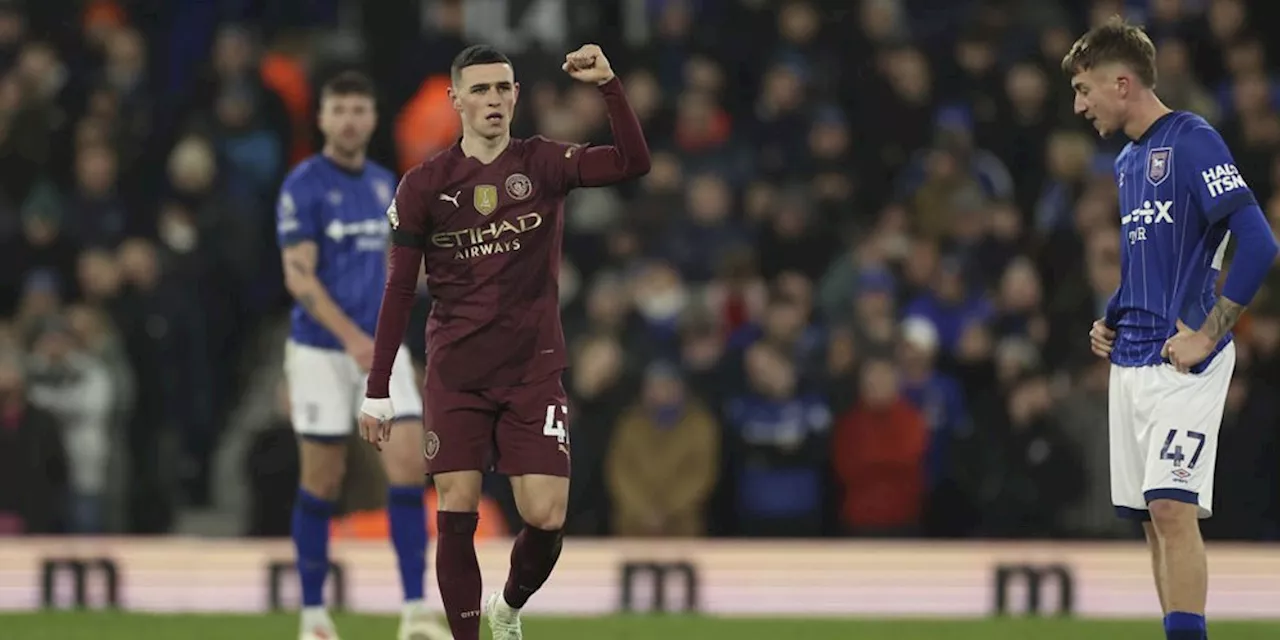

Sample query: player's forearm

[1204,205,1280,341]
[286,276,365,345]
[366,244,422,398]
[578,77,651,186]
[1199,297,1245,343]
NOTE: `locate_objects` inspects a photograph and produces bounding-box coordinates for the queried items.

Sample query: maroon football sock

[501,524,564,609]
[436,511,482,639]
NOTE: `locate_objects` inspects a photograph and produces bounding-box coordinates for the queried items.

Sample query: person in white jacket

[25,315,114,533]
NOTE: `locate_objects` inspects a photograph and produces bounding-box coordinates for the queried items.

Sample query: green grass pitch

[1,613,1278,639]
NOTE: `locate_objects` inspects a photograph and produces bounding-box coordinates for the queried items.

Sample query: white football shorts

[1108,341,1235,519]
[284,340,423,439]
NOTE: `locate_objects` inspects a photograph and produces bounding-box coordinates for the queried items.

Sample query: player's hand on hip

[1089,318,1116,358]
[344,332,376,372]
[562,44,614,85]
[359,397,395,451]
[1162,319,1214,373]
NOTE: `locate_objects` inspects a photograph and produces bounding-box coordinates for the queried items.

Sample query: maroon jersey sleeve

[530,77,651,192]
[366,164,432,398]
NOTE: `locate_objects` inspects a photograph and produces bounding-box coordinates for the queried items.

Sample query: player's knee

[381,421,426,485]
[434,471,483,512]
[1148,499,1198,536]
[518,491,567,530]
[299,463,345,499]
[298,441,347,499]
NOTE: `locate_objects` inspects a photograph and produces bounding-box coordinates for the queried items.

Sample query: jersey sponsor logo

[474,184,498,216]
[431,212,543,260]
[1147,147,1171,186]
[1201,163,1247,198]
[325,219,390,251]
[439,190,461,207]
[505,172,533,200]
[1121,200,1173,245]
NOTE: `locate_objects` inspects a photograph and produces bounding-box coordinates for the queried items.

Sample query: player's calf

[432,471,484,640]
[1142,522,1169,614]
[294,438,347,628]
[1148,499,1208,640]
[379,420,433,615]
[501,474,569,612]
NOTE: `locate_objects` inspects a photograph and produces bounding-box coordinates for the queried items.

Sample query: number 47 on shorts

[543,404,569,444]
[1159,428,1206,468]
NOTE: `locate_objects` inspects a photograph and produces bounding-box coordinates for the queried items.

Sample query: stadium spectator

[0,348,68,535]
[831,355,928,536]
[24,314,112,532]
[725,340,831,537]
[605,362,720,537]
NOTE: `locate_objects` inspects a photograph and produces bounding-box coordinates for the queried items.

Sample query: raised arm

[559,44,651,187]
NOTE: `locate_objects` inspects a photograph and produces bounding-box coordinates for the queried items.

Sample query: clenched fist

[562,44,615,85]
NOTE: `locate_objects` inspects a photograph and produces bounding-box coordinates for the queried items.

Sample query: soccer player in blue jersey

[276,71,449,640]
[1063,19,1280,640]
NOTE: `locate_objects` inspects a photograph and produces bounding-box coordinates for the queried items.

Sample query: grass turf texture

[1,614,1279,639]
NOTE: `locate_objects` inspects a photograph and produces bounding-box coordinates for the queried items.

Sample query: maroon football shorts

[422,369,571,477]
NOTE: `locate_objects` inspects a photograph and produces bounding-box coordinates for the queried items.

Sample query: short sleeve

[1176,125,1258,225]
[276,175,320,246]
[529,135,585,195]
[389,165,432,247]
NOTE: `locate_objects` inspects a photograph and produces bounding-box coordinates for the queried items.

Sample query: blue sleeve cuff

[1222,203,1279,305]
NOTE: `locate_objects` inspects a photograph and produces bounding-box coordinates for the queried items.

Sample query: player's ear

[512,81,521,104]
[447,86,462,113]
[1115,72,1131,98]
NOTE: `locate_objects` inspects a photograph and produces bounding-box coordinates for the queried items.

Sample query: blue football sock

[1165,611,1206,640]
[388,485,428,602]
[291,488,334,608]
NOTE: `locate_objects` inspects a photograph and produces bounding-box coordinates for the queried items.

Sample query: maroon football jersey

[404,137,580,390]
[367,77,650,398]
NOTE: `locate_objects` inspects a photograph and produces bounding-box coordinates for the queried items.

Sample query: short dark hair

[1061,17,1157,88]
[450,45,513,84]
[321,70,376,101]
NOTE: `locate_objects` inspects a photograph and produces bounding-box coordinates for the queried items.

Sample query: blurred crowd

[2,0,1279,540]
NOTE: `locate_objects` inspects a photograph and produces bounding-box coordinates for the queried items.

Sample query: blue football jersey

[1108,111,1256,369]
[276,155,399,350]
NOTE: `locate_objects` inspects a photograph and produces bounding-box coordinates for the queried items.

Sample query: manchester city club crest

[505,173,533,200]
[474,184,498,216]
[1147,147,1172,186]
[424,430,440,460]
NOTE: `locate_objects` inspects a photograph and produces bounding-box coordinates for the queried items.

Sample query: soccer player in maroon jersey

[357,44,650,640]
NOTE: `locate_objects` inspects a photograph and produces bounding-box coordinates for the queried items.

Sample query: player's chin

[479,118,508,136]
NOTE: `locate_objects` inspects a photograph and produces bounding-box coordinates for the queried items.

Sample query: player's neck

[460,132,511,165]
[1124,94,1173,141]
[323,146,366,173]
